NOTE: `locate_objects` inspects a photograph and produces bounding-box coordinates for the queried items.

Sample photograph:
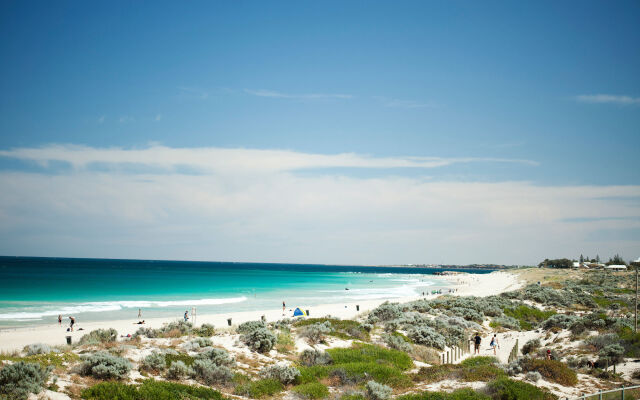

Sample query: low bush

[407,326,446,350]
[237,320,266,334]
[260,363,300,384]
[81,379,224,400]
[140,351,166,373]
[327,343,413,370]
[166,360,191,380]
[197,348,234,367]
[299,321,332,344]
[397,388,491,400]
[490,316,520,330]
[242,327,277,353]
[365,380,392,400]
[413,361,505,384]
[459,356,498,367]
[299,349,333,367]
[79,328,118,345]
[521,338,541,355]
[183,337,213,351]
[503,304,555,330]
[382,333,412,352]
[191,359,233,385]
[165,352,195,368]
[526,371,542,382]
[341,392,366,400]
[332,362,412,387]
[293,382,330,399]
[369,303,403,322]
[276,330,295,353]
[0,361,52,400]
[541,314,579,331]
[24,343,51,356]
[79,351,131,380]
[234,378,283,398]
[195,323,215,337]
[487,377,556,400]
[519,358,578,386]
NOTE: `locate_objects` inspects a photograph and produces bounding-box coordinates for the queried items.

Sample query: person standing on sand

[58,315,62,326]
[473,333,481,354]
[282,301,286,315]
[69,316,75,331]
[184,310,189,322]
[490,334,499,355]
[138,308,142,319]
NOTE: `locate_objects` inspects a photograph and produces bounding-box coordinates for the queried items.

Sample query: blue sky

[0,1,638,264]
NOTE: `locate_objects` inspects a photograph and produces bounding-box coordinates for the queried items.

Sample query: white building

[604,264,627,270]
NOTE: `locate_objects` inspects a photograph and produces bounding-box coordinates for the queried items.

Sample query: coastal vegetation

[2,268,639,399]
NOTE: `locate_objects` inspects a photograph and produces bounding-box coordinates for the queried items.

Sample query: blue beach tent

[293,307,306,317]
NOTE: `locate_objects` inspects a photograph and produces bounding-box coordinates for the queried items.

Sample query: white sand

[0,270,521,352]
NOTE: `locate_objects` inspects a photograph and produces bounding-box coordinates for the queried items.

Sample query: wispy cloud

[244,89,353,100]
[154,114,162,122]
[574,94,640,105]
[178,86,209,100]
[118,116,134,123]
[0,146,636,264]
[0,145,539,174]
[97,116,105,124]
[373,96,436,109]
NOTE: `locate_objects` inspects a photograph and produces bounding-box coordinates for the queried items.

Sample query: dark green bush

[0,361,52,400]
[165,352,195,368]
[487,377,557,400]
[327,343,412,370]
[503,305,555,330]
[81,379,224,400]
[293,382,330,399]
[79,351,131,380]
[519,358,577,386]
[79,328,118,345]
[234,378,283,398]
[398,388,491,400]
[459,356,498,367]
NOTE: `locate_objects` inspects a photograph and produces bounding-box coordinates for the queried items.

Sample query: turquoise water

[0,257,493,327]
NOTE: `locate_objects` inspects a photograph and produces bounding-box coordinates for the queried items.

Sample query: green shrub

[81,379,223,400]
[459,364,506,382]
[234,378,283,398]
[195,323,215,337]
[299,322,332,344]
[24,343,51,356]
[191,359,233,385]
[140,351,166,373]
[397,388,491,400]
[299,349,332,367]
[260,363,300,384]
[521,339,541,355]
[79,351,131,380]
[0,361,52,400]
[182,337,213,351]
[520,358,578,386]
[341,392,366,400]
[197,348,234,367]
[407,326,446,350]
[79,328,118,345]
[365,380,392,400]
[296,365,329,384]
[293,382,329,399]
[382,333,412,352]
[487,377,557,400]
[166,361,191,380]
[242,327,277,353]
[165,352,195,368]
[295,318,369,340]
[503,305,555,330]
[0,352,79,368]
[331,362,412,387]
[460,356,498,367]
[237,320,266,334]
[327,343,412,370]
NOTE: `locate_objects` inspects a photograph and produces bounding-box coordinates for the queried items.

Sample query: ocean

[0,257,494,327]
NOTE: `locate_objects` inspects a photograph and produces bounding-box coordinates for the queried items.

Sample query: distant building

[604,265,627,270]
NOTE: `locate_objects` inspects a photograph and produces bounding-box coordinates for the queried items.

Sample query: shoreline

[0,271,521,351]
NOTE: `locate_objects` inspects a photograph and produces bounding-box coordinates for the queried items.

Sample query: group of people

[472,333,500,355]
[58,314,76,331]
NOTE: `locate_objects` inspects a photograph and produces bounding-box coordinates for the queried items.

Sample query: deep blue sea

[0,257,494,327]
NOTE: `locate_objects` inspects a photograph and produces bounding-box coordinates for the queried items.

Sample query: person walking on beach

[282,301,286,315]
[138,308,142,319]
[490,334,499,355]
[69,316,75,331]
[473,333,481,354]
[184,310,189,322]
[58,314,62,326]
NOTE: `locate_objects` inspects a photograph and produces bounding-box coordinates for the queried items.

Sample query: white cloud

[0,144,538,173]
[178,86,209,100]
[574,94,640,105]
[155,114,162,121]
[0,145,637,265]
[244,89,353,100]
[118,116,134,123]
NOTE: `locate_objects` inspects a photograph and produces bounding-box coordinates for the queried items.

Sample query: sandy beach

[0,271,520,352]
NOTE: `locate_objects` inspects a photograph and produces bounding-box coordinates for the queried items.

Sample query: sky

[0,1,639,265]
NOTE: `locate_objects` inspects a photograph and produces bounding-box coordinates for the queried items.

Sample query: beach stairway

[438,335,522,365]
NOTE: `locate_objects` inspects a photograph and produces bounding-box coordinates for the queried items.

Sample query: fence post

[599,389,603,400]
[446,350,450,364]
[622,385,625,400]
